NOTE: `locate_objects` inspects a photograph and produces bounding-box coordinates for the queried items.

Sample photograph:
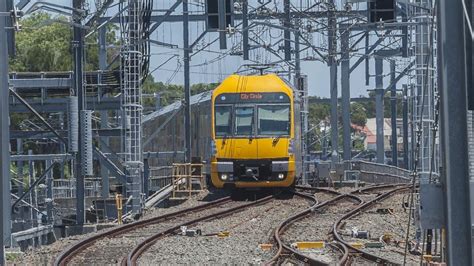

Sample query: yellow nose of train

[210,74,301,189]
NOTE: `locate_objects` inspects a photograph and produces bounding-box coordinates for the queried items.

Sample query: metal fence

[149,166,173,191]
[351,160,411,183]
[52,179,102,199]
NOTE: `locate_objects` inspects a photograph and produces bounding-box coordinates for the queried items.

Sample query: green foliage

[10,13,72,71]
[353,139,365,150]
[6,252,21,262]
[84,23,120,71]
[350,102,367,127]
[9,12,119,72]
[308,102,330,126]
[307,101,330,152]
[358,91,404,119]
[143,76,218,107]
[307,100,368,153]
[191,82,219,94]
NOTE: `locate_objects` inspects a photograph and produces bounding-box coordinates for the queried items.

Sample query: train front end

[210,74,299,189]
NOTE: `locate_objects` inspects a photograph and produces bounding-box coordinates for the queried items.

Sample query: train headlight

[221,174,228,181]
[278,173,285,179]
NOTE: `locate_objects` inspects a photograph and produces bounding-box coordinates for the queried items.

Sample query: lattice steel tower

[120,0,144,214]
[413,0,438,181]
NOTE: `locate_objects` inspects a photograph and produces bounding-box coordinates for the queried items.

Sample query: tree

[8,12,119,170]
[9,12,119,72]
[357,91,404,119]
[191,83,219,94]
[143,76,219,108]
[308,102,330,126]
[351,102,367,127]
[9,13,72,71]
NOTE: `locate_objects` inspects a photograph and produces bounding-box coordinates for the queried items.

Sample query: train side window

[215,105,232,137]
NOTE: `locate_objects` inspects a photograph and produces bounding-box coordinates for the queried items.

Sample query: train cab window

[215,106,232,137]
[234,107,254,136]
[257,105,290,136]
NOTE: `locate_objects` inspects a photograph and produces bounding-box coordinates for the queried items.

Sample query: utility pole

[98,27,109,199]
[402,85,409,169]
[218,0,226,49]
[0,0,10,262]
[183,0,191,162]
[390,60,398,166]
[328,3,338,166]
[340,28,351,161]
[375,56,385,164]
[438,0,472,264]
[73,0,85,226]
[242,0,249,60]
[294,30,309,184]
[283,0,291,61]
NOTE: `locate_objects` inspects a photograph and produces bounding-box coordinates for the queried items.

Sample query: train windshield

[234,107,254,135]
[215,106,232,136]
[257,105,290,136]
[214,92,292,138]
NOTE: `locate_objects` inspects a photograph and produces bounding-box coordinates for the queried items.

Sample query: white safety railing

[52,179,102,199]
[351,160,411,183]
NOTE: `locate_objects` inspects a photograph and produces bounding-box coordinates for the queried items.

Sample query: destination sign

[215,92,290,103]
[240,93,263,100]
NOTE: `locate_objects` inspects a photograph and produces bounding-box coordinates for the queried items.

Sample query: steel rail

[53,196,232,266]
[267,187,363,265]
[126,194,283,265]
[295,185,342,196]
[125,192,316,266]
[268,184,404,265]
[332,185,412,265]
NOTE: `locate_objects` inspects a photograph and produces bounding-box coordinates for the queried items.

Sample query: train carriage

[142,74,302,190]
[210,74,301,188]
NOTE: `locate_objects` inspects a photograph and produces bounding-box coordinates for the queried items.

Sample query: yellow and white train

[143,74,302,190]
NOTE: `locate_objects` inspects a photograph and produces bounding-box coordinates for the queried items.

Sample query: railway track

[266,184,410,265]
[127,191,315,265]
[125,195,274,265]
[333,185,412,265]
[54,196,236,265]
[54,185,410,265]
[266,186,362,265]
[54,191,313,266]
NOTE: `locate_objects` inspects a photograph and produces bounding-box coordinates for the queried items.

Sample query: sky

[25,0,411,98]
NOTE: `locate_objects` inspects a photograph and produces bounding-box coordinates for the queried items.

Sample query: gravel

[281,192,358,264]
[8,187,420,265]
[8,189,228,266]
[7,233,98,266]
[69,192,239,265]
[137,195,312,265]
[278,187,408,265]
[341,192,419,264]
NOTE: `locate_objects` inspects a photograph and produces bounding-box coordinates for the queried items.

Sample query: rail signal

[369,0,396,23]
[206,0,234,49]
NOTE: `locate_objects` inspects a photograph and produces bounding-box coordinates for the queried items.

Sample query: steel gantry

[2,2,470,264]
[438,0,472,263]
[73,0,86,227]
[0,0,11,262]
